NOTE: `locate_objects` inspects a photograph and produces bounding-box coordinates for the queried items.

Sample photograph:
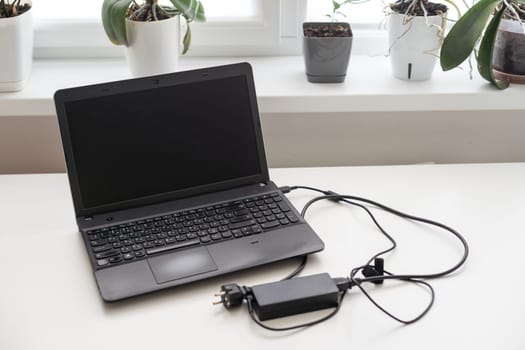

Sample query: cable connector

[332,277,353,291]
[278,185,342,204]
[278,186,294,194]
[213,284,250,308]
[324,190,344,203]
[362,258,385,284]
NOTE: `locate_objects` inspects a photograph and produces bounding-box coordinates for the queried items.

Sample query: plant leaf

[182,24,191,54]
[333,1,341,11]
[477,5,509,89]
[440,0,501,71]
[102,0,133,46]
[169,0,205,22]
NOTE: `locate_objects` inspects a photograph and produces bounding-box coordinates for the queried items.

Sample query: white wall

[1,110,524,174]
[262,110,525,167]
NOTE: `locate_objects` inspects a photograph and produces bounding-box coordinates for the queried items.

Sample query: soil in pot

[303,23,352,38]
[390,0,447,16]
[127,2,171,21]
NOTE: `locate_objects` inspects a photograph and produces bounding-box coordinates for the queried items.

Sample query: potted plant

[102,0,205,77]
[441,0,525,88]
[302,0,354,83]
[0,0,32,92]
[387,0,452,80]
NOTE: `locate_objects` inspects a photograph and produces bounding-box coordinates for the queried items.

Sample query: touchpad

[147,247,218,284]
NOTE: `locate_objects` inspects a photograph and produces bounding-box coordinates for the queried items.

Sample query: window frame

[33,0,308,58]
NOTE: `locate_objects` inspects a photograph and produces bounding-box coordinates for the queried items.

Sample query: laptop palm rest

[147,247,218,284]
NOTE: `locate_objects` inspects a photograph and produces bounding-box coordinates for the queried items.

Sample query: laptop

[54,62,324,302]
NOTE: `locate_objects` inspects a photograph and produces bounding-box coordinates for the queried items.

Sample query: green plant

[102,0,205,54]
[0,0,30,18]
[327,0,354,22]
[441,0,525,89]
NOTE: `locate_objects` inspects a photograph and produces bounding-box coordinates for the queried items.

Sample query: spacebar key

[229,219,256,230]
[146,239,200,255]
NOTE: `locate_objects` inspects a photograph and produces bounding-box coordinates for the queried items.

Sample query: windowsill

[1,55,524,117]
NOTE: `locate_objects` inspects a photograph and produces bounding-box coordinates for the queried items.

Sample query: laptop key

[109,256,122,264]
[95,250,120,259]
[97,259,109,266]
[154,239,165,246]
[93,244,112,253]
[123,253,134,260]
[146,238,200,255]
[88,233,100,240]
[91,239,108,247]
[261,221,280,229]
[229,219,256,230]
[278,202,291,212]
[233,209,249,216]
[286,213,299,223]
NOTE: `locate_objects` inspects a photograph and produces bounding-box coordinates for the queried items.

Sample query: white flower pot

[0,1,33,92]
[388,12,445,81]
[125,16,180,77]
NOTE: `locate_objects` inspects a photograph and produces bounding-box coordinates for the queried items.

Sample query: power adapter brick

[215,273,349,321]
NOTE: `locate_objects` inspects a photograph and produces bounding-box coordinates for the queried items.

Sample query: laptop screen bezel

[54,63,270,218]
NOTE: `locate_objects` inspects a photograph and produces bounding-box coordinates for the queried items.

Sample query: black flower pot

[302,22,353,83]
[493,19,525,84]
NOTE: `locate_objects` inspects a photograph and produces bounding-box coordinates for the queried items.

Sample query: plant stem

[1,0,8,17]
[152,2,158,21]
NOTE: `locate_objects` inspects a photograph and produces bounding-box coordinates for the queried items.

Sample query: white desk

[1,163,524,349]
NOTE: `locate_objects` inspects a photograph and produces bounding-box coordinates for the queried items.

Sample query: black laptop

[54,62,324,301]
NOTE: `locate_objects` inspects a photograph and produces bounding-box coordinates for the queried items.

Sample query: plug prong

[212,300,223,305]
[214,291,226,297]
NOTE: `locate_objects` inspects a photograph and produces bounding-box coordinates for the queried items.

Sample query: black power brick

[214,273,350,321]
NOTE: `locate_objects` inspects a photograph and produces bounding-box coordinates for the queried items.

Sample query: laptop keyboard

[86,192,300,268]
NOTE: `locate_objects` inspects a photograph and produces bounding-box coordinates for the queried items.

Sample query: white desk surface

[1,163,524,349]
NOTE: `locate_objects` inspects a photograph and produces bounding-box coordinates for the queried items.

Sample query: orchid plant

[441,0,525,88]
[102,0,205,54]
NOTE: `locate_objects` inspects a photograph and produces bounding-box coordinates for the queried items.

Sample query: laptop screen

[63,73,264,211]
